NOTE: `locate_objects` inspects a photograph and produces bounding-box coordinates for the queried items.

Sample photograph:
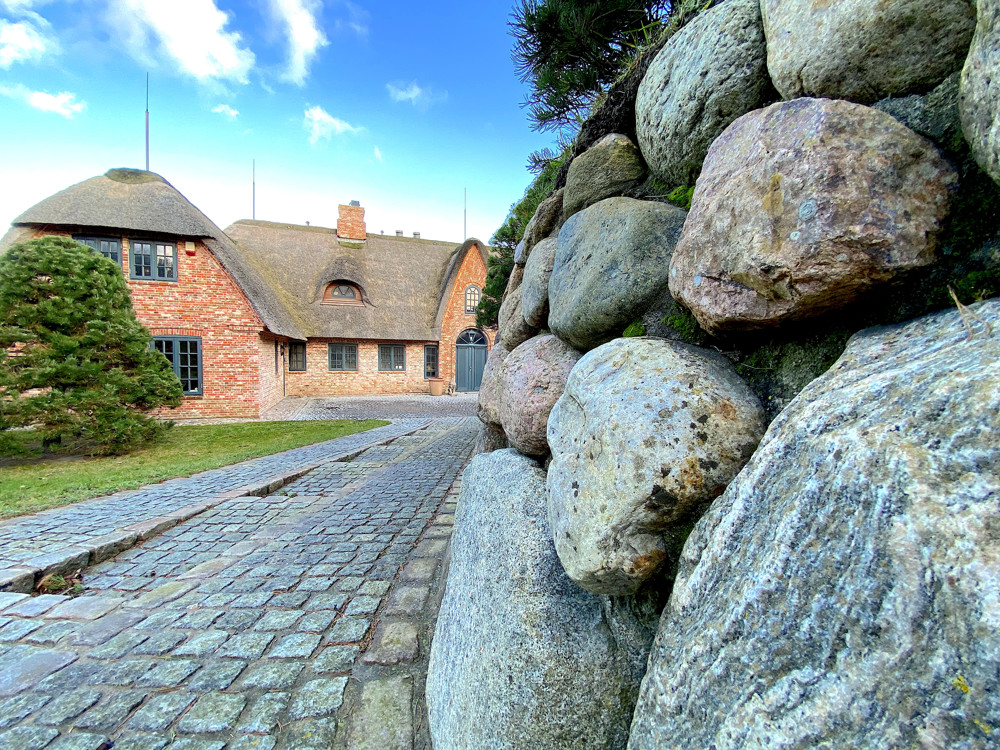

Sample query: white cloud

[373,146,382,162]
[212,103,238,118]
[386,80,446,110]
[303,105,361,144]
[1,83,85,117]
[267,0,327,86]
[106,0,254,84]
[0,20,47,67]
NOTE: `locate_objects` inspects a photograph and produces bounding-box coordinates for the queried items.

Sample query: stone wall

[429,0,1000,747]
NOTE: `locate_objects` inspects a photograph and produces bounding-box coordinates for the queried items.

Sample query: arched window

[456,329,487,346]
[465,285,481,314]
[323,281,363,306]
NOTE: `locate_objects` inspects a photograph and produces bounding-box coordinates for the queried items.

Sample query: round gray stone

[520,237,557,328]
[547,337,765,595]
[548,197,687,350]
[562,134,646,220]
[960,0,1000,184]
[636,0,772,187]
[761,0,976,104]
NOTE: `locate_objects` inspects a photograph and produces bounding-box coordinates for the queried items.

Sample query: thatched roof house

[226,221,488,342]
[1,169,492,418]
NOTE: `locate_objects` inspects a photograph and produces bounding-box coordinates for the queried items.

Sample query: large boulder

[961,0,1000,185]
[669,98,959,335]
[761,0,976,104]
[498,335,581,457]
[518,189,564,265]
[547,338,765,596]
[476,343,509,427]
[427,450,638,750]
[562,134,646,220]
[549,197,687,350]
[628,299,1000,749]
[498,283,537,351]
[636,0,773,187]
[520,237,557,328]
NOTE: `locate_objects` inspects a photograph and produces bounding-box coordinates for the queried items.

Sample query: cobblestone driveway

[0,418,477,749]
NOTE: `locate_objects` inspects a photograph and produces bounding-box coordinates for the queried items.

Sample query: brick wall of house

[35,231,269,419]
[285,339,439,396]
[438,244,493,389]
[257,334,285,415]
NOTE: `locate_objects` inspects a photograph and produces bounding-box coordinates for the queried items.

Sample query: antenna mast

[145,73,149,171]
[252,160,256,221]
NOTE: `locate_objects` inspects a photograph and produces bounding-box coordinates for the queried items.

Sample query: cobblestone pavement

[0,420,433,594]
[0,417,476,749]
[266,394,478,422]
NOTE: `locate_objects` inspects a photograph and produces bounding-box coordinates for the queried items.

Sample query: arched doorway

[455,329,488,392]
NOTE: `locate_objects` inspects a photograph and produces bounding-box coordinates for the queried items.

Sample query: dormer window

[323,281,363,306]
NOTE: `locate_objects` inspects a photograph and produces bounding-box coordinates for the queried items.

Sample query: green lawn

[0,419,389,520]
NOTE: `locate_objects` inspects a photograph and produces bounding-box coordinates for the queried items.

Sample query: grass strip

[0,419,389,520]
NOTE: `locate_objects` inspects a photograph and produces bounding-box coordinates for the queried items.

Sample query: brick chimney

[337,200,366,241]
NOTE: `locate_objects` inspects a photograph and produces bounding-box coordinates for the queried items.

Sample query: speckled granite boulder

[518,189,564,265]
[520,237,558,328]
[498,284,537,350]
[476,343,509,427]
[669,98,958,335]
[761,0,976,104]
[549,197,687,350]
[562,134,646,220]
[636,0,772,187]
[629,299,1000,749]
[427,449,638,750]
[961,0,1000,184]
[504,263,524,301]
[497,335,581,458]
[547,337,765,595]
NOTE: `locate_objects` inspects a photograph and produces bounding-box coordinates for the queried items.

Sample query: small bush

[0,236,183,455]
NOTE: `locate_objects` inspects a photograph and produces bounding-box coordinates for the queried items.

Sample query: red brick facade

[30,229,489,417]
[437,246,493,387]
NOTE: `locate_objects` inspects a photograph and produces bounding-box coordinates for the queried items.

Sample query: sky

[0,0,556,244]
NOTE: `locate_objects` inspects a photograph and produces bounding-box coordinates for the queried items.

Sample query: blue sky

[0,0,555,244]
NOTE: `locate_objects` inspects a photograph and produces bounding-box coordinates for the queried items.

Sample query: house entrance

[455,329,488,392]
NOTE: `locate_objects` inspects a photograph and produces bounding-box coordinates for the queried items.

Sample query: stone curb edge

[0,421,431,594]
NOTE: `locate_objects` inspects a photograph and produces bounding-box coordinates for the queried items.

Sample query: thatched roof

[2,169,303,340]
[226,220,488,341]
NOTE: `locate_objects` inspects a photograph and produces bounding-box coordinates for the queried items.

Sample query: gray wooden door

[455,329,488,392]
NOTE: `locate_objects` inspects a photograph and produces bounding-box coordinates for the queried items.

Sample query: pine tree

[511,0,671,133]
[0,236,183,455]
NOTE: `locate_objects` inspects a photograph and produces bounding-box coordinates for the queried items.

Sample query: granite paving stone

[237,692,289,734]
[268,633,321,659]
[362,621,419,666]
[171,630,229,657]
[239,659,305,689]
[287,677,349,720]
[127,692,196,731]
[75,689,146,730]
[313,645,359,673]
[186,660,246,690]
[177,692,246,734]
[0,645,77,696]
[47,731,113,750]
[36,689,103,725]
[0,690,51,728]
[326,617,371,644]
[0,725,60,749]
[344,675,413,750]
